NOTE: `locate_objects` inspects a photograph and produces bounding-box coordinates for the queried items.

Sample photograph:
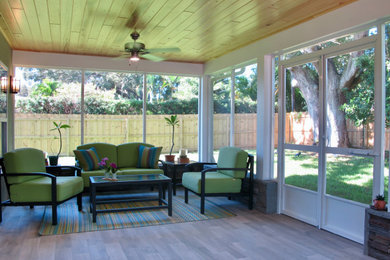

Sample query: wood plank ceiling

[0,0,357,63]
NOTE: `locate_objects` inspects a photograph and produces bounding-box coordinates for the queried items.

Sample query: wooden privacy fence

[15,113,199,156]
[12,112,390,156]
[274,112,385,149]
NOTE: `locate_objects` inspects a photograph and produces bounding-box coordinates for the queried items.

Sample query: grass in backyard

[282,150,389,204]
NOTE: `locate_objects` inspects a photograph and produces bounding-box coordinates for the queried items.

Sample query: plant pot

[374,199,386,210]
[178,157,190,164]
[165,155,175,163]
[48,155,58,166]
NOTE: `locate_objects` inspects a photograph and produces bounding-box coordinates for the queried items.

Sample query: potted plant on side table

[49,121,71,166]
[164,115,179,162]
[373,194,386,210]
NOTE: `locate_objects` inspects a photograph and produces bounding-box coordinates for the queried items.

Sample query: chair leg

[248,195,253,210]
[200,195,205,214]
[77,193,82,211]
[52,205,57,225]
[184,188,188,203]
[0,205,2,223]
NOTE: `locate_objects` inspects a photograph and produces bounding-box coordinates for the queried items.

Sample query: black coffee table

[89,174,172,222]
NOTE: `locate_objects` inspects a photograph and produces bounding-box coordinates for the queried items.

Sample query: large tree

[288,32,372,147]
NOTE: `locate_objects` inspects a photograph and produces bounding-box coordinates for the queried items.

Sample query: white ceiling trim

[12,50,204,76]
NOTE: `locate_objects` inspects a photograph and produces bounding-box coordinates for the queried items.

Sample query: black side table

[161,161,194,195]
[45,165,81,177]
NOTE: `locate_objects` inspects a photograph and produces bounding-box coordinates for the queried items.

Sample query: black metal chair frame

[0,158,83,225]
[184,154,254,214]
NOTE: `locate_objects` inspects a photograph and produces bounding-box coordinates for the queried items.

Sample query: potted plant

[373,194,386,210]
[49,121,70,166]
[164,115,179,162]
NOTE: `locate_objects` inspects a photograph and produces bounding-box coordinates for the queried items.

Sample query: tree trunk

[290,53,360,148]
[290,65,320,144]
[325,59,350,147]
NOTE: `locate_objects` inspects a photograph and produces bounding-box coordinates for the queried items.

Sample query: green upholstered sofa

[0,148,83,225]
[76,142,164,187]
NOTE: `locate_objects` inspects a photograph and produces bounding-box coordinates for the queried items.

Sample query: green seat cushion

[77,143,117,165]
[182,171,242,194]
[4,148,46,184]
[117,142,154,168]
[73,147,100,171]
[137,145,162,168]
[9,176,83,202]
[117,167,164,175]
[81,169,106,187]
[217,147,248,178]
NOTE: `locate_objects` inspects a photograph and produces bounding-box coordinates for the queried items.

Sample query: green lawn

[281,150,389,204]
[159,148,388,205]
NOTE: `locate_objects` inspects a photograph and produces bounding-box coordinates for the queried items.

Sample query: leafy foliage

[165,115,180,155]
[50,121,71,157]
[31,79,59,97]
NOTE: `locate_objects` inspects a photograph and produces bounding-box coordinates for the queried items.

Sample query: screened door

[278,37,382,243]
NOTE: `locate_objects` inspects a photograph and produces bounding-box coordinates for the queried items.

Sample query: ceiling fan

[121,31,180,62]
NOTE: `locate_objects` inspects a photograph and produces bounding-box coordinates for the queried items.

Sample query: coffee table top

[89,174,170,185]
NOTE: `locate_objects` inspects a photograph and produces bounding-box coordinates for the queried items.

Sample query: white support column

[199,75,213,162]
[373,23,385,201]
[257,55,275,180]
[142,73,147,143]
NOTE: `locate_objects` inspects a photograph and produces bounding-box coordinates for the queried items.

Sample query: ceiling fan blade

[145,47,180,54]
[113,53,130,60]
[141,53,165,62]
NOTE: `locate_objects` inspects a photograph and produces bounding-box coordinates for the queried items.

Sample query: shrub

[15,96,256,115]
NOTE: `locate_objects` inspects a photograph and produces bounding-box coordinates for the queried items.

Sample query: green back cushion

[117,142,153,168]
[77,143,117,166]
[137,145,162,168]
[73,147,100,171]
[4,148,46,184]
[217,147,248,178]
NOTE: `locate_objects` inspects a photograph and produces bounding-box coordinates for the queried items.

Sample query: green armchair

[0,148,84,225]
[182,146,254,214]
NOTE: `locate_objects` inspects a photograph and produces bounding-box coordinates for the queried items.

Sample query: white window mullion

[142,73,147,143]
[373,23,386,201]
[277,63,286,214]
[318,55,326,229]
[230,70,235,146]
[80,69,85,145]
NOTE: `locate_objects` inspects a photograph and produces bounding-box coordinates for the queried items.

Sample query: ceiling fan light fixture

[130,52,140,62]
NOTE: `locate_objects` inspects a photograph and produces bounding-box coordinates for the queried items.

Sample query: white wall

[13,51,204,76]
[205,0,390,74]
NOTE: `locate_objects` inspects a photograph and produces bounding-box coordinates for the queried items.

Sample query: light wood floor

[0,190,372,260]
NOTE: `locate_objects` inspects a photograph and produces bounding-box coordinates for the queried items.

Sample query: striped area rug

[39,194,235,235]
